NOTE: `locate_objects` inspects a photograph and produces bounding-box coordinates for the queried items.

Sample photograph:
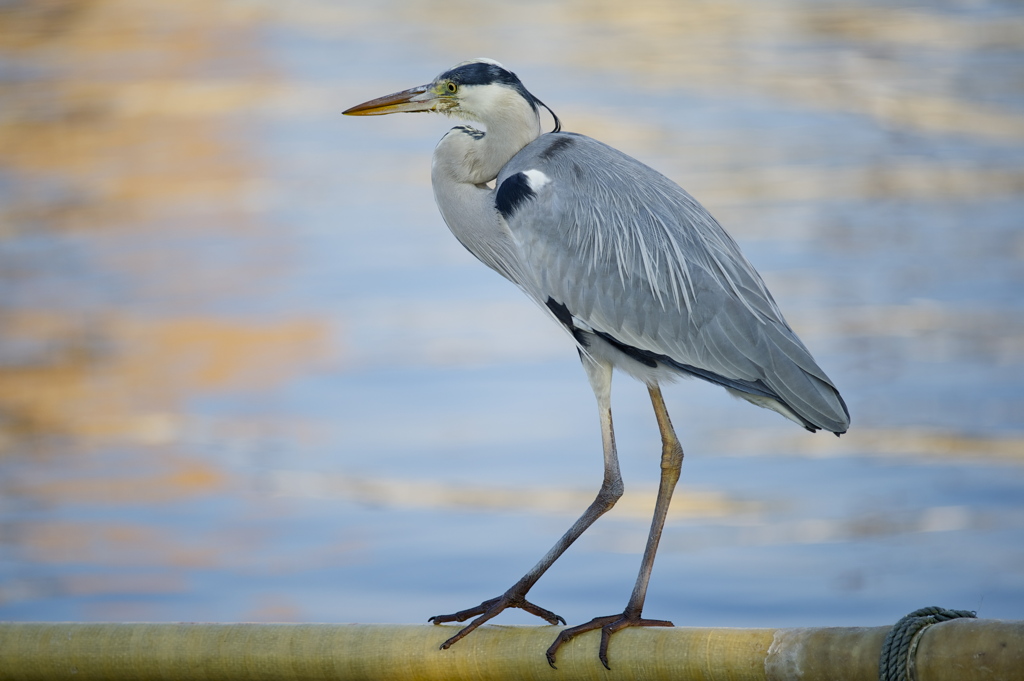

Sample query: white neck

[427,87,543,285]
[431,86,543,186]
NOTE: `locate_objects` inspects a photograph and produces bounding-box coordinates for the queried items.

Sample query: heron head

[344,58,560,131]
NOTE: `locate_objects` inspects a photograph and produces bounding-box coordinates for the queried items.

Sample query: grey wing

[495,133,850,434]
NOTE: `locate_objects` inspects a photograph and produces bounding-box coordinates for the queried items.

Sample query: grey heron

[344,58,850,669]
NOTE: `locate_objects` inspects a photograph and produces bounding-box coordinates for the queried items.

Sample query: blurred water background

[1,0,1022,630]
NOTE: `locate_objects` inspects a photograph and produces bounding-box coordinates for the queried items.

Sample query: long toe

[429,596,501,624]
[518,598,566,625]
[430,593,565,650]
[546,613,674,669]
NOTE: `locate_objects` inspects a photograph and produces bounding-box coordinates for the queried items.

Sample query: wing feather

[496,133,849,433]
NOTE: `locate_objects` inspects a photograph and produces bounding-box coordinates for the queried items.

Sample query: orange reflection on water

[22,520,214,568]
[0,0,277,235]
[0,312,334,447]
[11,457,225,507]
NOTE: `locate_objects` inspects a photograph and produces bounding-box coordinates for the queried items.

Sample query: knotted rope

[878,606,977,681]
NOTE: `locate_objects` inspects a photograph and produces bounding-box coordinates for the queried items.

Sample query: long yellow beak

[343,84,439,116]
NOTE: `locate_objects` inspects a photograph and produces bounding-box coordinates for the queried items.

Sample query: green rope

[878,606,977,681]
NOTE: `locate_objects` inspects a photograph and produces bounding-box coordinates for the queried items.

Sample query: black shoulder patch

[495,172,534,220]
[539,135,575,161]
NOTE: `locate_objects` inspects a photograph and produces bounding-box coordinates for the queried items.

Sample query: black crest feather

[438,61,561,133]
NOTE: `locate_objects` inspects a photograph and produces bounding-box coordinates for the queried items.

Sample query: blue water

[1,0,1022,631]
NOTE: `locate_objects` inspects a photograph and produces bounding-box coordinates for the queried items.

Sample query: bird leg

[546,383,683,670]
[430,358,624,650]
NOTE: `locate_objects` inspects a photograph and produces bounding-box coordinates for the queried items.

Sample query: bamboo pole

[0,620,1020,681]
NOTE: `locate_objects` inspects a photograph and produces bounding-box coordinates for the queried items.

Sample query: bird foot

[430,593,566,650]
[546,612,674,670]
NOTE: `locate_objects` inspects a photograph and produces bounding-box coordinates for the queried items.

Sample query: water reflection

[1,0,1022,626]
[0,311,332,444]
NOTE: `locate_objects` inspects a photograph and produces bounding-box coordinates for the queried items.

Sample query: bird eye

[446,81,458,93]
